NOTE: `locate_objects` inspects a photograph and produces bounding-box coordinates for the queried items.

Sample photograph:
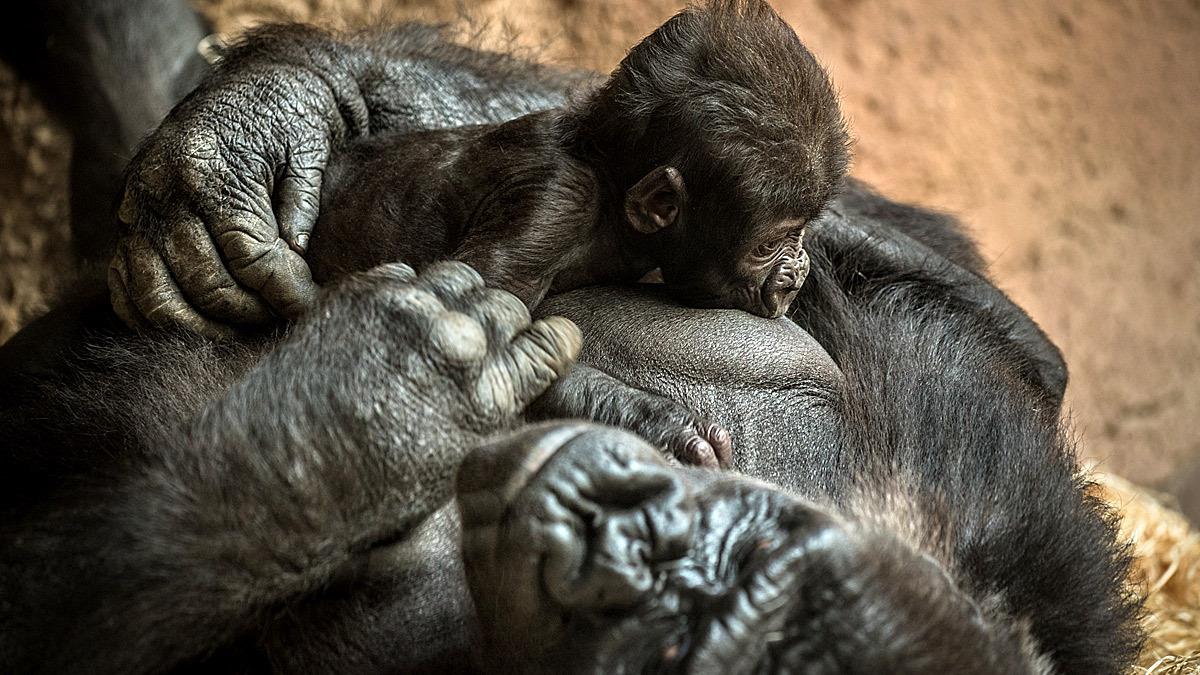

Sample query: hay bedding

[1096,473,1200,673]
[0,0,1195,671]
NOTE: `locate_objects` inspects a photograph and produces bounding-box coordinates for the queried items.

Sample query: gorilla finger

[698,422,733,469]
[662,420,730,469]
[414,261,486,308]
[108,247,152,331]
[275,155,324,253]
[476,316,582,418]
[216,224,319,320]
[458,286,532,350]
[673,435,720,470]
[162,216,275,325]
[124,235,240,339]
[429,310,489,366]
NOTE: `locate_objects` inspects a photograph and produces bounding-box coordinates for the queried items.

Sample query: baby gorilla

[309,0,848,317]
[107,0,847,468]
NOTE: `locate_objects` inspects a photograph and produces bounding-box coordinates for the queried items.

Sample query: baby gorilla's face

[661,218,811,319]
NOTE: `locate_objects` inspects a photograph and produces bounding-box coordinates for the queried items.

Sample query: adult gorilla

[0,0,1139,673]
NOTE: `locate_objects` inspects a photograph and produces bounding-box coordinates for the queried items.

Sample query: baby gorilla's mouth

[758,249,810,319]
[759,275,798,318]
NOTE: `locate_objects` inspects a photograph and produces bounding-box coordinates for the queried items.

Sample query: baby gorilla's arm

[529,366,733,469]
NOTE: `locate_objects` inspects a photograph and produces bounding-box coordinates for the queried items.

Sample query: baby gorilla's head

[572,0,849,318]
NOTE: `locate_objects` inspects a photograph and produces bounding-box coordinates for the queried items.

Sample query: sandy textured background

[1,0,1197,508]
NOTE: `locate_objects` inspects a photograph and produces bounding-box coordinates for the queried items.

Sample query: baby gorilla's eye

[748,220,807,265]
[751,240,782,261]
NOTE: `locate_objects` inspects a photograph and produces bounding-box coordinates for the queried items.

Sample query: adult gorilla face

[457,423,1042,674]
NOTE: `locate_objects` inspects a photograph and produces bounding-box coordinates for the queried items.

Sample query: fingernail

[294,233,310,252]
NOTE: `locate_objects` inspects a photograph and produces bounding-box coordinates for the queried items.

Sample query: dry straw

[1093,472,1199,674]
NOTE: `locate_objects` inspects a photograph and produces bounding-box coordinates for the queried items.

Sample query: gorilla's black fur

[0,1,1140,673]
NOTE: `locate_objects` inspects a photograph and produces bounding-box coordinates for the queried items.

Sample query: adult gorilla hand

[316,261,585,456]
[109,26,364,338]
[0,261,583,675]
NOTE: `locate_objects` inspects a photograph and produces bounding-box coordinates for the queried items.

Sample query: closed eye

[749,227,804,264]
[751,240,779,260]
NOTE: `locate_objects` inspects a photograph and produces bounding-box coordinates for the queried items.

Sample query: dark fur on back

[839,177,987,273]
[785,209,1143,673]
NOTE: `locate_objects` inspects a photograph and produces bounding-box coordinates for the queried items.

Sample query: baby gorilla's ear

[624,166,687,234]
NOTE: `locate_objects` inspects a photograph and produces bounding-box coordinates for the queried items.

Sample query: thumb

[476,316,582,419]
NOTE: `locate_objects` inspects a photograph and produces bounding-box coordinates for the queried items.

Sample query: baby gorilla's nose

[759,251,810,318]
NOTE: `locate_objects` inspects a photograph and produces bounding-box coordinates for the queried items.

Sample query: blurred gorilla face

[456,423,1044,674]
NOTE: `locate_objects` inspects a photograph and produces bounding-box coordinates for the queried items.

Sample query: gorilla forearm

[0,263,581,674]
[2,303,441,671]
[210,23,577,142]
[0,0,210,262]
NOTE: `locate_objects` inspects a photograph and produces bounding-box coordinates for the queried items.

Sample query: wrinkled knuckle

[420,261,485,294]
[510,323,580,390]
[118,177,170,234]
[479,287,532,328]
[135,283,185,325]
[429,311,489,366]
[374,286,445,321]
[191,280,246,316]
[217,226,277,266]
[177,136,226,194]
[472,365,519,424]
[527,316,583,365]
[122,232,161,264]
[288,140,330,166]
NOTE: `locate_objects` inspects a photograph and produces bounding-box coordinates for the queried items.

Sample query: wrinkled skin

[0,261,581,674]
[111,1,846,332]
[109,23,582,336]
[108,19,740,469]
[103,1,849,469]
[0,2,1137,673]
[459,425,1037,673]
